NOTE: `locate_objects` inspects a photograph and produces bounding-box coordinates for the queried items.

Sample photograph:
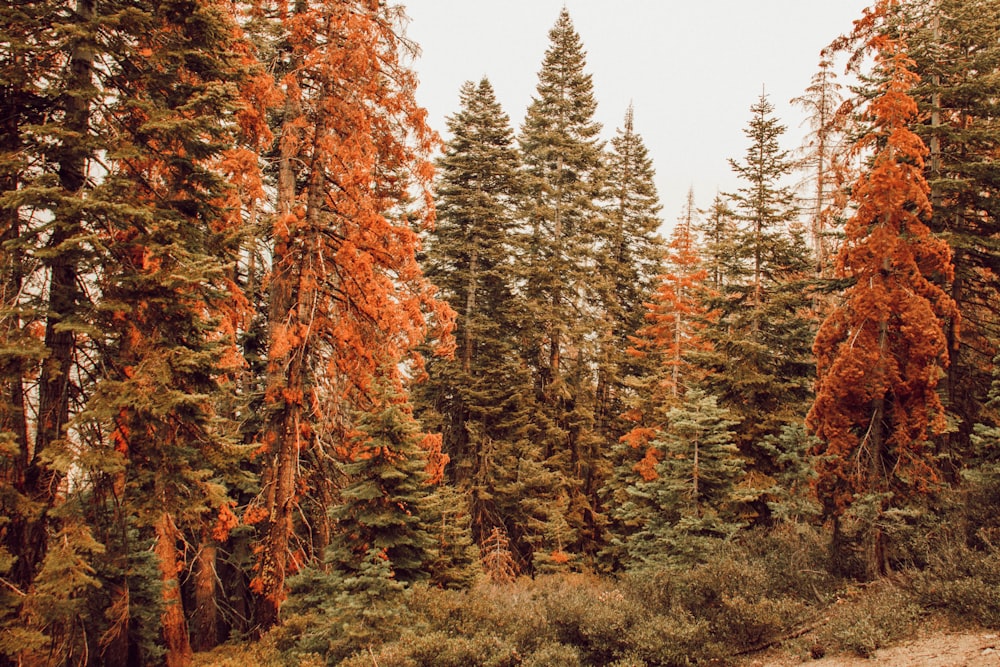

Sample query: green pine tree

[594,104,665,445]
[515,7,607,564]
[904,0,1000,478]
[624,390,744,569]
[697,94,817,524]
[415,78,538,568]
[327,376,436,587]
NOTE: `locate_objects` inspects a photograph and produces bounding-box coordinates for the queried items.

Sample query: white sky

[401,0,872,228]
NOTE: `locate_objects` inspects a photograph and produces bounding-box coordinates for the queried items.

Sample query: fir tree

[699,95,816,523]
[516,7,606,563]
[251,0,451,628]
[808,5,958,578]
[0,0,61,605]
[622,390,744,569]
[327,376,436,588]
[415,78,535,564]
[697,193,738,292]
[595,105,665,445]
[904,0,1000,477]
[604,192,710,568]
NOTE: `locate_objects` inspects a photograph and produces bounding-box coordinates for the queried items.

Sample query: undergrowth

[195,499,1000,666]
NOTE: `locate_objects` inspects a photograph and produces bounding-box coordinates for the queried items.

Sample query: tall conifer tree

[252,0,451,629]
[516,7,606,563]
[416,78,538,567]
[595,105,664,444]
[699,95,816,522]
[904,0,1000,475]
[808,1,958,578]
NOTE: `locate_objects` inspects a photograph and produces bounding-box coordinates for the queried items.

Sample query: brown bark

[16,0,95,591]
[255,59,306,632]
[190,540,220,652]
[155,511,193,667]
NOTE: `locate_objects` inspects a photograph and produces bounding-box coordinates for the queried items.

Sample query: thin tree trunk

[866,294,890,580]
[156,511,193,667]
[21,0,94,589]
[256,81,304,630]
[190,539,220,652]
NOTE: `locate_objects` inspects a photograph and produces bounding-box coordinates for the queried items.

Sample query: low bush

[910,541,1000,628]
[816,583,921,658]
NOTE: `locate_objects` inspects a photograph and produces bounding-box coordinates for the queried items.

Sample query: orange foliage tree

[621,191,710,478]
[807,0,959,578]
[252,0,452,630]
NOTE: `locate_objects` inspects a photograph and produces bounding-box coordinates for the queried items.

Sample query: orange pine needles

[808,2,959,527]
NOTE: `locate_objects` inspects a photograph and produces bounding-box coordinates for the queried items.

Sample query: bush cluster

[264,527,836,666]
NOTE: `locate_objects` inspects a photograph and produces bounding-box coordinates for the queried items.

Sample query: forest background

[2,0,1000,666]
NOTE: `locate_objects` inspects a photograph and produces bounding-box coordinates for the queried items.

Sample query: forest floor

[743,626,1000,666]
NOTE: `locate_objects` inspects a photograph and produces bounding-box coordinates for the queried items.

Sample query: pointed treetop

[623,102,635,134]
[524,5,601,139]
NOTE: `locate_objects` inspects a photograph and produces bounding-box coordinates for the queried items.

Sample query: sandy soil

[745,631,1000,667]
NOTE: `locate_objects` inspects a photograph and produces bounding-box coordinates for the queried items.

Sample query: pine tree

[415,78,535,563]
[0,1,255,664]
[606,192,710,566]
[84,2,253,663]
[903,0,1000,477]
[252,0,451,629]
[516,7,606,563]
[622,390,744,569]
[697,193,738,292]
[326,376,436,588]
[808,4,958,578]
[699,95,816,522]
[0,0,61,604]
[595,105,665,445]
[0,2,101,616]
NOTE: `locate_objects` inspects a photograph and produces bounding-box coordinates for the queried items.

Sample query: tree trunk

[255,84,304,630]
[20,0,95,590]
[190,539,220,652]
[156,511,193,667]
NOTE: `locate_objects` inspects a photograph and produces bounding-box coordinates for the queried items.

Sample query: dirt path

[747,631,1000,666]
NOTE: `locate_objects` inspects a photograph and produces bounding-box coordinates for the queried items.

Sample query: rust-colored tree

[807,0,958,579]
[252,0,452,630]
[602,193,710,568]
[620,191,710,476]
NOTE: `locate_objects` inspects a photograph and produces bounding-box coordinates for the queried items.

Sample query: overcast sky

[401,0,872,228]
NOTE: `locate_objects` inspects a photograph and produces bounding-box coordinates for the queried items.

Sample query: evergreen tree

[595,105,665,445]
[904,0,1000,477]
[605,192,710,568]
[622,390,744,569]
[81,2,252,663]
[0,2,99,619]
[808,6,958,578]
[698,95,816,523]
[0,0,61,606]
[251,0,451,629]
[0,1,254,664]
[696,193,738,292]
[327,376,436,588]
[415,78,536,565]
[516,7,606,564]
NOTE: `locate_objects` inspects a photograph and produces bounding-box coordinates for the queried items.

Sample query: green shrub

[523,642,582,666]
[626,611,717,666]
[819,583,920,657]
[911,542,1000,627]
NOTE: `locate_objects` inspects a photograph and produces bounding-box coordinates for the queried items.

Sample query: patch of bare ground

[743,626,1000,667]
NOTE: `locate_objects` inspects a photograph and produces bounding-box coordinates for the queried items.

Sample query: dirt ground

[745,631,1000,667]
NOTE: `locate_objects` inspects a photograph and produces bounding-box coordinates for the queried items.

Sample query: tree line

[1,0,999,665]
